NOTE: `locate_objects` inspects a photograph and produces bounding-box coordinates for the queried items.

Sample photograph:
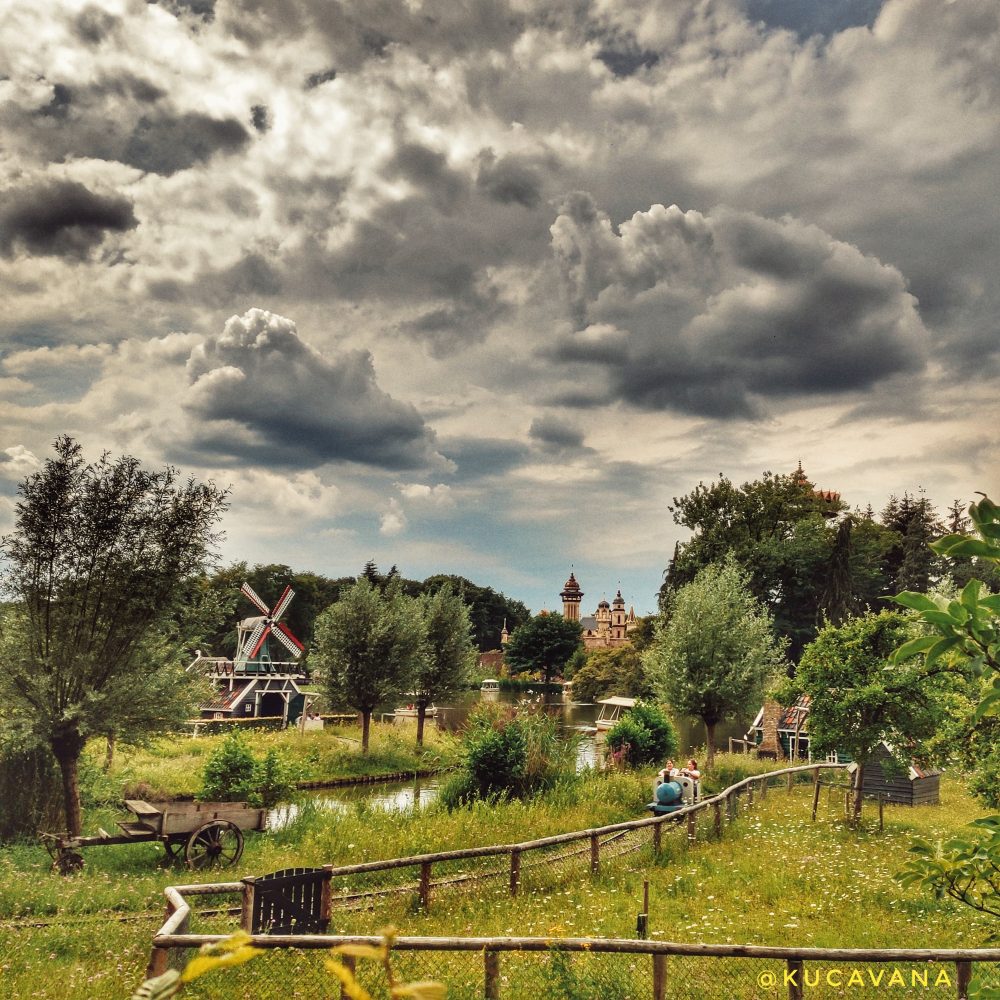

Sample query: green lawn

[0,756,994,1000]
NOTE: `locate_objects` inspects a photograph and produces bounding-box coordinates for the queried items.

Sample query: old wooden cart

[43,799,267,874]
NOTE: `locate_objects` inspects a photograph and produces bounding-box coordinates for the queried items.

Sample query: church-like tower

[560,571,583,621]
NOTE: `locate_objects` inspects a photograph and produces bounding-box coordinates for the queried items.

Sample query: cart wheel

[185,821,244,869]
[52,851,84,876]
[40,834,63,862]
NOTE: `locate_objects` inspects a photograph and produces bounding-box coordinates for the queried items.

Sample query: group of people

[656,758,701,785]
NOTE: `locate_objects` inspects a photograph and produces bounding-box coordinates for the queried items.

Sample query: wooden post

[340,955,356,1000]
[146,946,169,980]
[652,954,667,1000]
[760,777,768,800]
[878,795,884,833]
[686,811,696,843]
[484,949,500,1000]
[786,771,794,793]
[955,960,972,999]
[643,880,650,914]
[509,849,521,897]
[321,864,333,928]
[636,912,648,938]
[652,821,662,856]
[748,784,755,808]
[713,801,722,839]
[811,779,822,822]
[787,959,804,1000]
[726,793,735,821]
[590,832,600,875]
[240,876,254,931]
[419,861,432,910]
[844,789,851,820]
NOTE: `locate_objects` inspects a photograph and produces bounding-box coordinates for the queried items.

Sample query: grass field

[0,755,995,999]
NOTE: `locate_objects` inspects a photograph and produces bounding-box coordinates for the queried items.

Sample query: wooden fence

[148,762,1000,996]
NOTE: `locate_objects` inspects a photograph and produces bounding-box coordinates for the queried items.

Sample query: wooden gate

[241,865,333,935]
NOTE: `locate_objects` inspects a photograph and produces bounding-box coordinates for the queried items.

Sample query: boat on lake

[594,696,637,731]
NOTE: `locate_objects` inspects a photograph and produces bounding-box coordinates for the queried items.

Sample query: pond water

[271,690,745,825]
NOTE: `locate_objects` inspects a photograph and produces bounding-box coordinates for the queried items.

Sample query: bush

[0,731,61,842]
[969,749,1000,809]
[199,733,296,807]
[606,702,677,767]
[442,703,578,807]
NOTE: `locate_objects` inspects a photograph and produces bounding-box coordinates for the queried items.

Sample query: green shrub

[969,749,1000,809]
[0,731,61,842]
[606,702,677,767]
[442,703,577,807]
[198,733,297,807]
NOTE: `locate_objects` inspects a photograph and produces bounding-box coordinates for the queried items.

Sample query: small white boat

[480,678,500,700]
[594,696,637,731]
[394,704,437,720]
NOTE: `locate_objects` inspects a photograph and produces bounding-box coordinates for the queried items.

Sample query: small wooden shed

[853,743,941,806]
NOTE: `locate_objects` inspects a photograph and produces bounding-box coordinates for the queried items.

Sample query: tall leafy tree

[780,610,953,820]
[0,437,227,836]
[414,583,476,745]
[421,574,530,651]
[645,558,786,766]
[569,645,654,703]
[504,613,582,685]
[312,577,426,752]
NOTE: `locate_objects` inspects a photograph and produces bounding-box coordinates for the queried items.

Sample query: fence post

[590,832,600,875]
[878,795,884,833]
[240,876,254,931]
[727,793,736,821]
[652,953,667,1000]
[321,864,333,929]
[748,784,755,808]
[485,949,500,999]
[786,959,804,1000]
[713,801,722,839]
[760,777,769,800]
[652,821,662,856]
[419,862,432,910]
[786,771,794,793]
[340,955,356,1000]
[686,811,696,844]
[146,946,169,980]
[510,849,521,897]
[956,960,972,999]
[811,778,822,822]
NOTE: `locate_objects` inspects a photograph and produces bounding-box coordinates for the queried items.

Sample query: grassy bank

[84,722,458,802]
[0,757,994,999]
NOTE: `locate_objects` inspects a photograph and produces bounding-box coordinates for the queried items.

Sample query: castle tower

[560,572,583,621]
[611,589,626,638]
[500,619,509,645]
[596,596,611,634]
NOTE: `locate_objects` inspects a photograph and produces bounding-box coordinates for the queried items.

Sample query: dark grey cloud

[155,0,216,22]
[73,6,122,44]
[528,415,586,451]
[475,149,544,209]
[548,194,928,418]
[122,111,251,175]
[304,67,337,89]
[182,308,438,470]
[385,143,468,214]
[0,179,136,259]
[250,104,270,133]
[438,436,532,482]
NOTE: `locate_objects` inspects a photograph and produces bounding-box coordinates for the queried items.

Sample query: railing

[149,763,1000,997]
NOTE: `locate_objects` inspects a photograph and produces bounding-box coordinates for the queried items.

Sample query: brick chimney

[757,699,784,759]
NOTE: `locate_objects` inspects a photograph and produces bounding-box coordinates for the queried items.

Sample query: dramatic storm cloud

[2,0,998,612]
[549,197,928,416]
[183,308,439,470]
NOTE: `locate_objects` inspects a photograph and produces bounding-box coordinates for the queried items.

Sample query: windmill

[235,583,305,670]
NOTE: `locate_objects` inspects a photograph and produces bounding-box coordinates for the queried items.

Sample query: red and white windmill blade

[240,583,305,659]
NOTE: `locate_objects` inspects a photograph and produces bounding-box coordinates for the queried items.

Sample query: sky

[1,0,998,620]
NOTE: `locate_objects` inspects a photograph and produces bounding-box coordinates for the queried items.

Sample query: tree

[660,470,894,660]
[570,645,654,703]
[645,558,786,767]
[312,577,426,752]
[414,583,476,746]
[780,610,953,820]
[421,574,530,651]
[503,613,582,685]
[0,437,227,836]
[606,702,678,768]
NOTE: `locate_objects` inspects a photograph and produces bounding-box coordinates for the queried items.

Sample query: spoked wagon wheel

[185,820,244,870]
[163,838,186,863]
[53,850,85,875]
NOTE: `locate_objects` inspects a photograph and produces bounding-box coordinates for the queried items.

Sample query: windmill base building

[191,583,310,726]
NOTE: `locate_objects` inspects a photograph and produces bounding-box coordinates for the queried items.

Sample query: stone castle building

[560,572,637,649]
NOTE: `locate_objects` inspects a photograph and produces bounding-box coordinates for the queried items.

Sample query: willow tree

[645,558,786,766]
[0,437,227,836]
[313,577,426,752]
